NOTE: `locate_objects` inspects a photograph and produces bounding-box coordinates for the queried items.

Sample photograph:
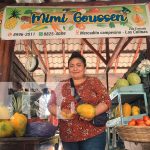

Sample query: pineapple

[12,92,39,118]
[4,9,20,30]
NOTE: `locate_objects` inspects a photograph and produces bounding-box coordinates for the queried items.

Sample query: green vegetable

[69,25,74,31]
[120,19,128,26]
[29,25,48,31]
[63,26,66,30]
[109,22,115,28]
[97,23,107,27]
[24,9,33,14]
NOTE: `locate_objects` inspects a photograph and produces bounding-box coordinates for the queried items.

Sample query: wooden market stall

[0,0,150,150]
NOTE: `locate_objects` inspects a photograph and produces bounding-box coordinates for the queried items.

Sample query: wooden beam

[0,40,5,68]
[82,38,107,65]
[132,38,143,64]
[9,0,135,7]
[114,56,120,73]
[80,39,85,55]
[106,70,109,91]
[62,39,66,74]
[42,39,50,75]
[23,40,30,56]
[96,38,103,74]
[0,40,15,81]
[106,37,129,70]
[146,36,150,60]
[0,1,15,9]
[15,49,140,55]
[105,38,110,63]
[36,66,130,70]
[118,37,134,56]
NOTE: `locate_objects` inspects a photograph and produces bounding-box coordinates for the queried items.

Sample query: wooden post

[146,36,150,60]
[0,39,15,82]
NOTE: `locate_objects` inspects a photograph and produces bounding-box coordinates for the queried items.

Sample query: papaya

[132,14,145,26]
[10,112,27,137]
[76,104,95,119]
[132,106,140,116]
[122,103,132,117]
[114,103,131,117]
[0,120,14,137]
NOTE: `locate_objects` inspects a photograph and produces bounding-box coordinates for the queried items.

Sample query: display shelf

[109,84,148,125]
[110,84,145,100]
[106,114,146,127]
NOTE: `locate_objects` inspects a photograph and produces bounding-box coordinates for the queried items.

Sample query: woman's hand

[60,108,76,120]
[79,116,93,121]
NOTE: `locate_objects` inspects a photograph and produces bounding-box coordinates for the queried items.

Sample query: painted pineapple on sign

[4,9,20,29]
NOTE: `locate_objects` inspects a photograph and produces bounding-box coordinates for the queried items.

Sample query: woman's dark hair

[68,51,86,67]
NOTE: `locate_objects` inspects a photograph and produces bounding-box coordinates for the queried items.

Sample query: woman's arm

[47,90,58,117]
[95,102,109,116]
[90,77,111,116]
[48,103,57,117]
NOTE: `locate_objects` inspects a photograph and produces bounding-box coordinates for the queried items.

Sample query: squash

[10,112,27,137]
[0,120,14,137]
[76,104,95,119]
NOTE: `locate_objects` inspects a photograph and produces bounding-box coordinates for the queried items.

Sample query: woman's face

[69,58,86,80]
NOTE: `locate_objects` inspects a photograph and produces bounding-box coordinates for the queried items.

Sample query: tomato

[128,119,136,126]
[143,115,149,121]
[145,119,150,126]
[136,119,144,125]
[137,123,147,126]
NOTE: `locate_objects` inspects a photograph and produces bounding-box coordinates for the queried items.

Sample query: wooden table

[0,136,60,150]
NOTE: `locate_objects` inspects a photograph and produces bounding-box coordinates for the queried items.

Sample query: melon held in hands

[76,104,95,119]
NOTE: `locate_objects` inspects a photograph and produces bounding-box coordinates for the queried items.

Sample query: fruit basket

[116,126,150,142]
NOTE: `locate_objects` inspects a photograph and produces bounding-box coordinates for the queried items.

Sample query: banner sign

[1,4,150,40]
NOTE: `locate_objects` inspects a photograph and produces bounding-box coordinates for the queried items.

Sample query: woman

[48,51,111,150]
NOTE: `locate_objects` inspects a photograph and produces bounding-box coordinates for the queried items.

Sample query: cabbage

[25,121,58,137]
[127,73,141,85]
[116,78,129,88]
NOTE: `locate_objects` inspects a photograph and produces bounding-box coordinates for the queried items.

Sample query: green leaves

[63,25,74,31]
